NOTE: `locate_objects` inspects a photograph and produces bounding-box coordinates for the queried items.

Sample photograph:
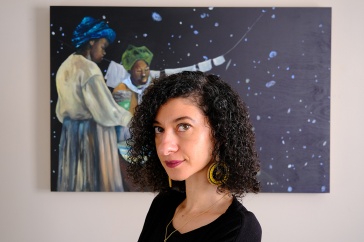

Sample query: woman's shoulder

[112,83,128,93]
[64,54,102,77]
[177,196,261,242]
[152,189,186,207]
[145,190,185,220]
[226,197,262,241]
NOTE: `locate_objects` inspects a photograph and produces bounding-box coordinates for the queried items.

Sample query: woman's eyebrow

[174,116,195,123]
[153,116,196,125]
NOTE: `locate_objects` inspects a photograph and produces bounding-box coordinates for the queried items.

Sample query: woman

[127,71,262,241]
[55,17,132,191]
[112,45,153,180]
[112,45,153,116]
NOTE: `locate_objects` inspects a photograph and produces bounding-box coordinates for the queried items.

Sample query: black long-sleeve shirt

[138,190,262,242]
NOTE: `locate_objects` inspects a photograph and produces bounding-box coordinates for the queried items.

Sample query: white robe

[56,54,132,191]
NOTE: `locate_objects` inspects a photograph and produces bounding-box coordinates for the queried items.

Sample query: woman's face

[89,38,109,63]
[130,60,150,86]
[153,97,214,182]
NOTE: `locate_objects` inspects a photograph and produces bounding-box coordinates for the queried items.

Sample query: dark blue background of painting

[50,7,331,193]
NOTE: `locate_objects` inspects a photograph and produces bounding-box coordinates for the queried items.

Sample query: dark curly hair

[127,71,260,197]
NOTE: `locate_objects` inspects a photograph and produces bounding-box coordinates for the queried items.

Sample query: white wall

[1,0,363,241]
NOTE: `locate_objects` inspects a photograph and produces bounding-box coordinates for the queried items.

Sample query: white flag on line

[198,59,212,72]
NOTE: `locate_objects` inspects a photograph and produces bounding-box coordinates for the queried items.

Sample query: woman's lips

[165,160,183,168]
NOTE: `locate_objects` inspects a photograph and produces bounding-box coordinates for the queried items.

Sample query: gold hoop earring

[207,162,229,186]
[168,177,172,188]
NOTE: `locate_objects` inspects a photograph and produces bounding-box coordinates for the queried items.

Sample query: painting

[50,6,331,192]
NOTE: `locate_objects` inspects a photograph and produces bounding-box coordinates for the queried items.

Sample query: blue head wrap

[71,16,116,49]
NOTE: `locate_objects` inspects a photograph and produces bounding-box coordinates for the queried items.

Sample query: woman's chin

[134,80,148,86]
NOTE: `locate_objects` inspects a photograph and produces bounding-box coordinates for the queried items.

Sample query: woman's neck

[170,173,233,235]
[83,52,91,60]
[75,49,91,61]
[182,176,230,213]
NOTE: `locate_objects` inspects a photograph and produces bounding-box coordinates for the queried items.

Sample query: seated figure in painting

[112,45,154,191]
[112,45,153,151]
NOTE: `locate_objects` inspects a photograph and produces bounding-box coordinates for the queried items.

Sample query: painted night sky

[50,7,331,193]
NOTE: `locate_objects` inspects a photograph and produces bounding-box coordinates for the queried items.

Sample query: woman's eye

[154,126,163,134]
[177,123,191,132]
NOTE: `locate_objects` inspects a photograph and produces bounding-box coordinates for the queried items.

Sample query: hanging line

[223,11,266,56]
[56,10,265,73]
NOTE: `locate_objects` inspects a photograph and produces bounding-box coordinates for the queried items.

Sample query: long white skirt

[57,118,124,191]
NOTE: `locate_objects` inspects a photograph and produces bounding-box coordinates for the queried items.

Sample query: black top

[138,190,262,242]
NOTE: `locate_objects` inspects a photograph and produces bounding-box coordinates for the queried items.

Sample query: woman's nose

[158,132,178,156]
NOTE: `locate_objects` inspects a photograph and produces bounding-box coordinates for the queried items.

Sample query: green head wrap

[121,45,153,71]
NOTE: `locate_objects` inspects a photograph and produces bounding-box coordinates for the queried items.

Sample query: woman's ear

[89,40,95,46]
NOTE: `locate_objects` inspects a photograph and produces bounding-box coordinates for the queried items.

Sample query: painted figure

[112,45,153,152]
[55,17,132,191]
[112,45,153,115]
[111,45,154,191]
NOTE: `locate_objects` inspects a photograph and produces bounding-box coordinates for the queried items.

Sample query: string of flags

[105,55,226,88]
[105,11,265,88]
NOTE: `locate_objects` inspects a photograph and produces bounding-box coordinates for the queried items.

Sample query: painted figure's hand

[113,90,132,110]
[113,90,131,103]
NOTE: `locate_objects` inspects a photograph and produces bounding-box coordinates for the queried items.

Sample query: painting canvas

[50,6,331,192]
